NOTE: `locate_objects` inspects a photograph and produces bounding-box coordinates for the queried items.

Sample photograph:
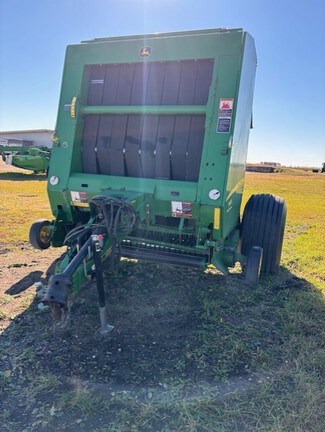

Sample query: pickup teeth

[121,239,206,268]
[131,229,197,247]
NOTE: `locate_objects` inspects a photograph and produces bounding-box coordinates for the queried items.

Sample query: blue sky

[0,0,324,167]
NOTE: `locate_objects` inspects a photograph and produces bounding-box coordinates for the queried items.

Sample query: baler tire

[241,194,286,273]
[29,219,51,250]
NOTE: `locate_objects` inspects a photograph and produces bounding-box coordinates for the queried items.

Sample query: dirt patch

[1,263,323,432]
[0,243,61,330]
[1,245,278,431]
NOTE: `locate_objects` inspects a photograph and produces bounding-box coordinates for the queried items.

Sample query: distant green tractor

[1,146,51,174]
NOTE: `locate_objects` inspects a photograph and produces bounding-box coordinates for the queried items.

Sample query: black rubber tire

[241,194,287,273]
[245,246,263,285]
[29,219,51,250]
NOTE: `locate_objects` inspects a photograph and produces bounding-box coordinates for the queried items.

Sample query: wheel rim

[39,225,50,245]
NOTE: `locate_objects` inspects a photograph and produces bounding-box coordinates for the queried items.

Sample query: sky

[0,0,324,167]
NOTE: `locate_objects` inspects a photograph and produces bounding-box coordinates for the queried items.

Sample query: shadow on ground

[5,271,44,295]
[5,256,64,296]
[0,172,46,181]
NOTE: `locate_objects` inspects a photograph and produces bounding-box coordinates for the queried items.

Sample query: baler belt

[155,115,174,179]
[124,116,143,177]
[82,58,213,181]
[82,115,99,174]
[87,60,213,107]
[82,114,206,181]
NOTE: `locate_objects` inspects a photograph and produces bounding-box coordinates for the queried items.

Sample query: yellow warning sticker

[214,208,220,229]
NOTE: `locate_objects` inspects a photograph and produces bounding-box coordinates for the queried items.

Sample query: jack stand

[92,235,114,335]
[99,306,114,335]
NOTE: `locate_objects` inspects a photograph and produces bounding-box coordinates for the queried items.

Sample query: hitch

[43,234,95,306]
[42,194,138,332]
[43,273,72,306]
[43,233,113,334]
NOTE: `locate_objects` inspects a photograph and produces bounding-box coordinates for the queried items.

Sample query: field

[0,159,324,432]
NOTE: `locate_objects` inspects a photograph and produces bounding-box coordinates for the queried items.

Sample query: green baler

[30,28,286,331]
[1,146,51,173]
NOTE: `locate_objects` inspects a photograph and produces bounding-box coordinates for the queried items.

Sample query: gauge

[208,189,221,200]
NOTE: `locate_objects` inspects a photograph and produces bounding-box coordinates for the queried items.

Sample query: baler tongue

[43,194,138,332]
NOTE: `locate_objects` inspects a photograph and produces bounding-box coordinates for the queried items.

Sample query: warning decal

[218,98,234,116]
[171,201,192,218]
[217,98,234,133]
[217,117,232,133]
[70,191,89,207]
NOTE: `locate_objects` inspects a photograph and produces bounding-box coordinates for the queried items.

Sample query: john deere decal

[140,46,152,58]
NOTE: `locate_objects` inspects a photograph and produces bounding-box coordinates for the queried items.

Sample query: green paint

[44,28,256,280]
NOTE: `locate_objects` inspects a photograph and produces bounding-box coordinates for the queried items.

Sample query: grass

[0,171,52,244]
[58,384,105,414]
[0,168,324,431]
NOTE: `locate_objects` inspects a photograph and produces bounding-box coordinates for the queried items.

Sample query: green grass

[58,385,105,414]
[0,172,51,244]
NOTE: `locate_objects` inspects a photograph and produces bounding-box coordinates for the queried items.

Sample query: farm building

[260,162,281,167]
[0,129,54,148]
[246,163,279,173]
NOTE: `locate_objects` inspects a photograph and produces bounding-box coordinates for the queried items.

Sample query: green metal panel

[223,33,257,237]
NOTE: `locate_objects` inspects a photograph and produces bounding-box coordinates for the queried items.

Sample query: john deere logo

[140,46,152,58]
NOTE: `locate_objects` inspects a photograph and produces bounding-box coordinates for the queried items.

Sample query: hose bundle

[91,195,137,237]
[63,195,137,247]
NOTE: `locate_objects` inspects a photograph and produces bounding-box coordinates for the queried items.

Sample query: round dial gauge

[208,189,221,200]
[49,176,59,186]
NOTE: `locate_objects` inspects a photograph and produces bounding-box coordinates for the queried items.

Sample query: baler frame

[29,28,287,330]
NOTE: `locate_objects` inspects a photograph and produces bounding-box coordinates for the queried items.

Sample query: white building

[0,129,54,148]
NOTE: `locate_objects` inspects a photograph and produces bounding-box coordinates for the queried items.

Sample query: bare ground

[1,245,269,431]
